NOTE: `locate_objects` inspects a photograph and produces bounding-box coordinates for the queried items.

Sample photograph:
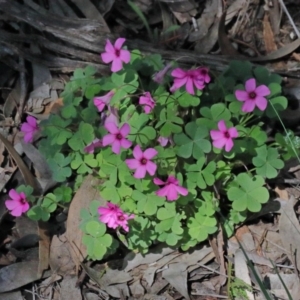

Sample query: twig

[277,0,300,38]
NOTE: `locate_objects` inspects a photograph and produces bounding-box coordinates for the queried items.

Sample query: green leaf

[41,193,57,213]
[227,173,269,212]
[185,158,216,189]
[68,122,94,151]
[48,153,72,182]
[266,96,288,118]
[187,206,218,242]
[174,121,211,159]
[177,93,200,107]
[27,205,50,221]
[134,191,165,216]
[54,186,72,203]
[252,146,284,178]
[85,220,106,237]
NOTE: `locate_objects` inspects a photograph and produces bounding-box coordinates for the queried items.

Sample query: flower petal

[120,139,132,149]
[9,189,20,201]
[165,185,178,201]
[235,90,249,102]
[120,49,131,63]
[11,206,23,217]
[134,166,147,179]
[102,134,116,146]
[175,185,188,196]
[27,116,37,127]
[218,120,227,132]
[111,57,123,72]
[255,85,270,97]
[105,39,115,53]
[21,123,34,133]
[228,127,238,138]
[133,145,143,160]
[105,122,119,134]
[210,130,223,140]
[101,52,114,64]
[143,148,158,159]
[213,138,226,149]
[120,123,130,137]
[225,138,234,152]
[5,200,18,210]
[24,133,33,143]
[242,100,256,113]
[145,161,157,176]
[125,158,140,170]
[255,96,268,111]
[111,140,121,154]
[171,68,187,78]
[153,178,165,185]
[245,78,256,92]
[185,77,195,95]
[21,202,30,213]
[156,186,169,198]
[114,38,126,50]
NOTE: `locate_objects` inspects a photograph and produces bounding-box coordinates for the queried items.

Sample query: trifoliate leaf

[227,173,269,212]
[174,121,211,159]
[252,146,284,178]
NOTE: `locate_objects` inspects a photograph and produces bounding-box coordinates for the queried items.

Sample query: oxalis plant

[5,38,300,260]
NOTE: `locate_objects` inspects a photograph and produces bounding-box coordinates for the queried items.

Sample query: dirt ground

[1,0,300,299]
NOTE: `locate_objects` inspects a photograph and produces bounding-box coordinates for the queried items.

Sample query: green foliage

[23,52,292,262]
[252,146,284,178]
[227,173,269,212]
[80,200,118,260]
[174,122,211,159]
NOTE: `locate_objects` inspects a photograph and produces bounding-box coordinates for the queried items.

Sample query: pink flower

[102,122,132,154]
[84,138,102,154]
[104,106,119,126]
[170,68,206,95]
[210,120,238,152]
[235,78,270,113]
[20,116,39,143]
[98,203,123,229]
[139,92,155,114]
[115,212,135,232]
[157,136,169,147]
[198,67,211,83]
[5,189,30,217]
[153,63,172,84]
[101,38,131,72]
[154,176,188,201]
[93,90,114,112]
[98,203,134,232]
[125,145,158,179]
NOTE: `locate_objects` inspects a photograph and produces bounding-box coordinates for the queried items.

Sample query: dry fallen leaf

[0,261,40,293]
[66,175,106,269]
[278,196,300,270]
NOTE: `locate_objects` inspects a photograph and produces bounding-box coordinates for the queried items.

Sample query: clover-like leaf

[197,103,231,129]
[68,122,94,151]
[187,206,218,242]
[227,173,269,212]
[185,158,216,189]
[41,193,57,213]
[177,92,200,107]
[133,191,165,216]
[48,153,72,182]
[252,146,284,178]
[174,121,211,159]
[53,186,72,203]
[156,106,183,136]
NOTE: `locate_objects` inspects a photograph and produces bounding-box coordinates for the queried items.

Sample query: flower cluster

[98,202,134,232]
[90,38,272,233]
